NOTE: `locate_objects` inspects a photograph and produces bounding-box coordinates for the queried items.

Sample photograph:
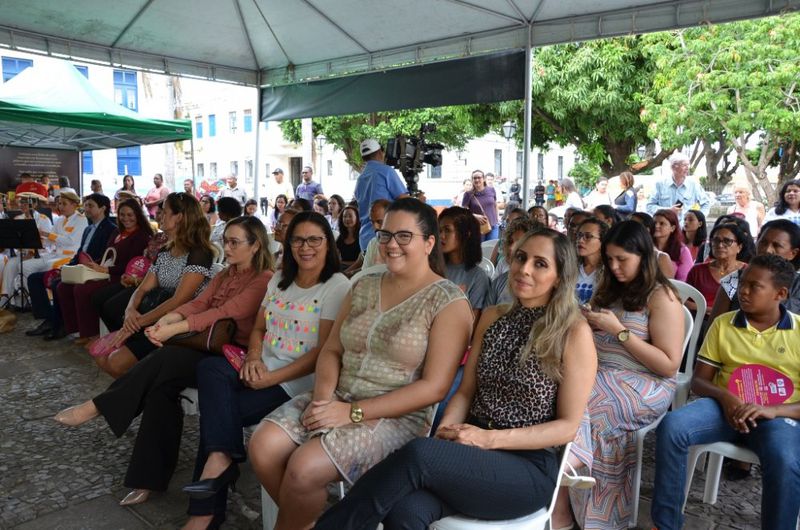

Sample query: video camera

[385,123,444,195]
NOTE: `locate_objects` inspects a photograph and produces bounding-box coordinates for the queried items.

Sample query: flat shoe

[54,402,98,427]
[74,337,93,346]
[120,489,150,506]
[561,461,596,490]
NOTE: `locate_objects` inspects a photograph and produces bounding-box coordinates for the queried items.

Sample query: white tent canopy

[0,0,795,87]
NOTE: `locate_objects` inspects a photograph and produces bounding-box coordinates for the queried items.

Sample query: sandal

[561,461,596,490]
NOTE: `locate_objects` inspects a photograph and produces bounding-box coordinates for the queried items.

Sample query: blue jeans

[651,397,800,530]
[482,225,499,242]
[187,356,290,516]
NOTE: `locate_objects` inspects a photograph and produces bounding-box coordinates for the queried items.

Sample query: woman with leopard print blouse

[315,227,598,530]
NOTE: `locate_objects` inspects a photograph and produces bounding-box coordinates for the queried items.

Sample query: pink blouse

[176,268,272,345]
[673,244,694,282]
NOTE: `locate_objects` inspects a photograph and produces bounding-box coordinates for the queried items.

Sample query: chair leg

[683,447,704,513]
[629,432,645,528]
[703,453,724,505]
[262,486,278,530]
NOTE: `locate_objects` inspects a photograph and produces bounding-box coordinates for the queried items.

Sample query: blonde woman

[315,228,597,529]
[727,184,764,238]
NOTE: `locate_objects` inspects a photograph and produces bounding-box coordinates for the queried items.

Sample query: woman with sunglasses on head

[575,217,609,304]
[54,216,274,510]
[248,198,473,530]
[181,212,350,529]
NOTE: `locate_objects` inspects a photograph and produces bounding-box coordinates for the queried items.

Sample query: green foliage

[568,158,603,189]
[279,106,493,172]
[640,13,800,201]
[527,37,658,175]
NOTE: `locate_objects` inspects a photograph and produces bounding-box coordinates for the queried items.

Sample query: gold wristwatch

[617,328,631,343]
[349,402,364,423]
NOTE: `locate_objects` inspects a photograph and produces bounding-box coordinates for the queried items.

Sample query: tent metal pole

[190,138,196,187]
[521,23,533,209]
[254,116,262,203]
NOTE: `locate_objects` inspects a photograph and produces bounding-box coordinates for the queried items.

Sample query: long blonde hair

[503,227,581,382]
[164,192,215,258]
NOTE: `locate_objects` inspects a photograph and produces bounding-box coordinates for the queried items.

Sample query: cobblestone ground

[1,313,764,529]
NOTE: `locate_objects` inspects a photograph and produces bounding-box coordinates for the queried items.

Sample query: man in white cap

[646,151,710,220]
[354,139,409,249]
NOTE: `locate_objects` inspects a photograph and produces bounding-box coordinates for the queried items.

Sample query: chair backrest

[680,305,694,357]
[350,263,388,285]
[670,279,705,369]
[480,239,498,261]
[479,257,495,277]
[211,242,224,264]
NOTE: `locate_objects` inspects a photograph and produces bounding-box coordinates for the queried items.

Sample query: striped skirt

[569,366,675,530]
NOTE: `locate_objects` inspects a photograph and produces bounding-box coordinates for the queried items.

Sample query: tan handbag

[165,318,237,355]
[470,192,492,235]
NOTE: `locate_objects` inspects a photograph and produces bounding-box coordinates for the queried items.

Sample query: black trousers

[314,437,558,530]
[92,283,134,332]
[93,345,211,491]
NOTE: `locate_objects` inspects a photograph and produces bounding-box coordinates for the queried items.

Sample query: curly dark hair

[278,211,340,290]
[774,179,800,215]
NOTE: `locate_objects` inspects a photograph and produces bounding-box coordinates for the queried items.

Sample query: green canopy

[0,60,191,150]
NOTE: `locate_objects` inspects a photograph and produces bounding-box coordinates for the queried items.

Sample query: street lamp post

[502,120,517,202]
[316,134,326,187]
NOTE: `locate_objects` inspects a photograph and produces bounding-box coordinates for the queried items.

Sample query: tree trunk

[778,141,800,186]
[600,138,635,176]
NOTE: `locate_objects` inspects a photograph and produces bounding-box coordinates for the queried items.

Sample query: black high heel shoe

[182,463,240,499]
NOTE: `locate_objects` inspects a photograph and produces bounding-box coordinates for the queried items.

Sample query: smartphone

[674,200,684,208]
[580,302,594,312]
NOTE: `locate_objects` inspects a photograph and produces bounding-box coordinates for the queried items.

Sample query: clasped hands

[435,423,495,449]
[301,399,351,431]
[721,393,776,434]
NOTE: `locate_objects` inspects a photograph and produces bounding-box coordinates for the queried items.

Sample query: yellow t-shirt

[698,309,800,404]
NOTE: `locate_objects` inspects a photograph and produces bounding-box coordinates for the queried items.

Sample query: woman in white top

[726,184,764,238]
[764,179,800,226]
[575,217,608,305]
[562,178,585,210]
[181,212,350,529]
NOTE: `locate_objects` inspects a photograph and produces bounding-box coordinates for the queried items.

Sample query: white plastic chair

[683,442,759,509]
[212,242,225,264]
[350,263,388,285]
[480,240,498,261]
[629,305,693,528]
[429,443,573,530]
[668,280,706,409]
[478,257,495,278]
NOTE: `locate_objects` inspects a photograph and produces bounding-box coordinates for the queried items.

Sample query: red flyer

[727,364,793,405]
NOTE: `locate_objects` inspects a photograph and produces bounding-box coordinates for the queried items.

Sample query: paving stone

[15,495,148,529]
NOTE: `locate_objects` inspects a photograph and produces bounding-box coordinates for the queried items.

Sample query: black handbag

[139,286,174,313]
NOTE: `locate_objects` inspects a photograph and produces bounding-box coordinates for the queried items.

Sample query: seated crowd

[5,172,793,530]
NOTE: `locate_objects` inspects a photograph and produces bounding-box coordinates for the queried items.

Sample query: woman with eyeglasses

[553,220,684,530]
[248,199,473,530]
[54,216,274,510]
[180,211,349,529]
[765,179,800,226]
[686,223,748,313]
[575,216,609,304]
[199,194,218,227]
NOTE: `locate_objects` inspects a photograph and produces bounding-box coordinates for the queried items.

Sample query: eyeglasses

[223,237,251,249]
[375,229,426,246]
[575,232,600,241]
[289,235,326,248]
[711,236,737,247]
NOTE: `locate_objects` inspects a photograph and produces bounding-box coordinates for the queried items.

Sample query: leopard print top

[469,304,558,429]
